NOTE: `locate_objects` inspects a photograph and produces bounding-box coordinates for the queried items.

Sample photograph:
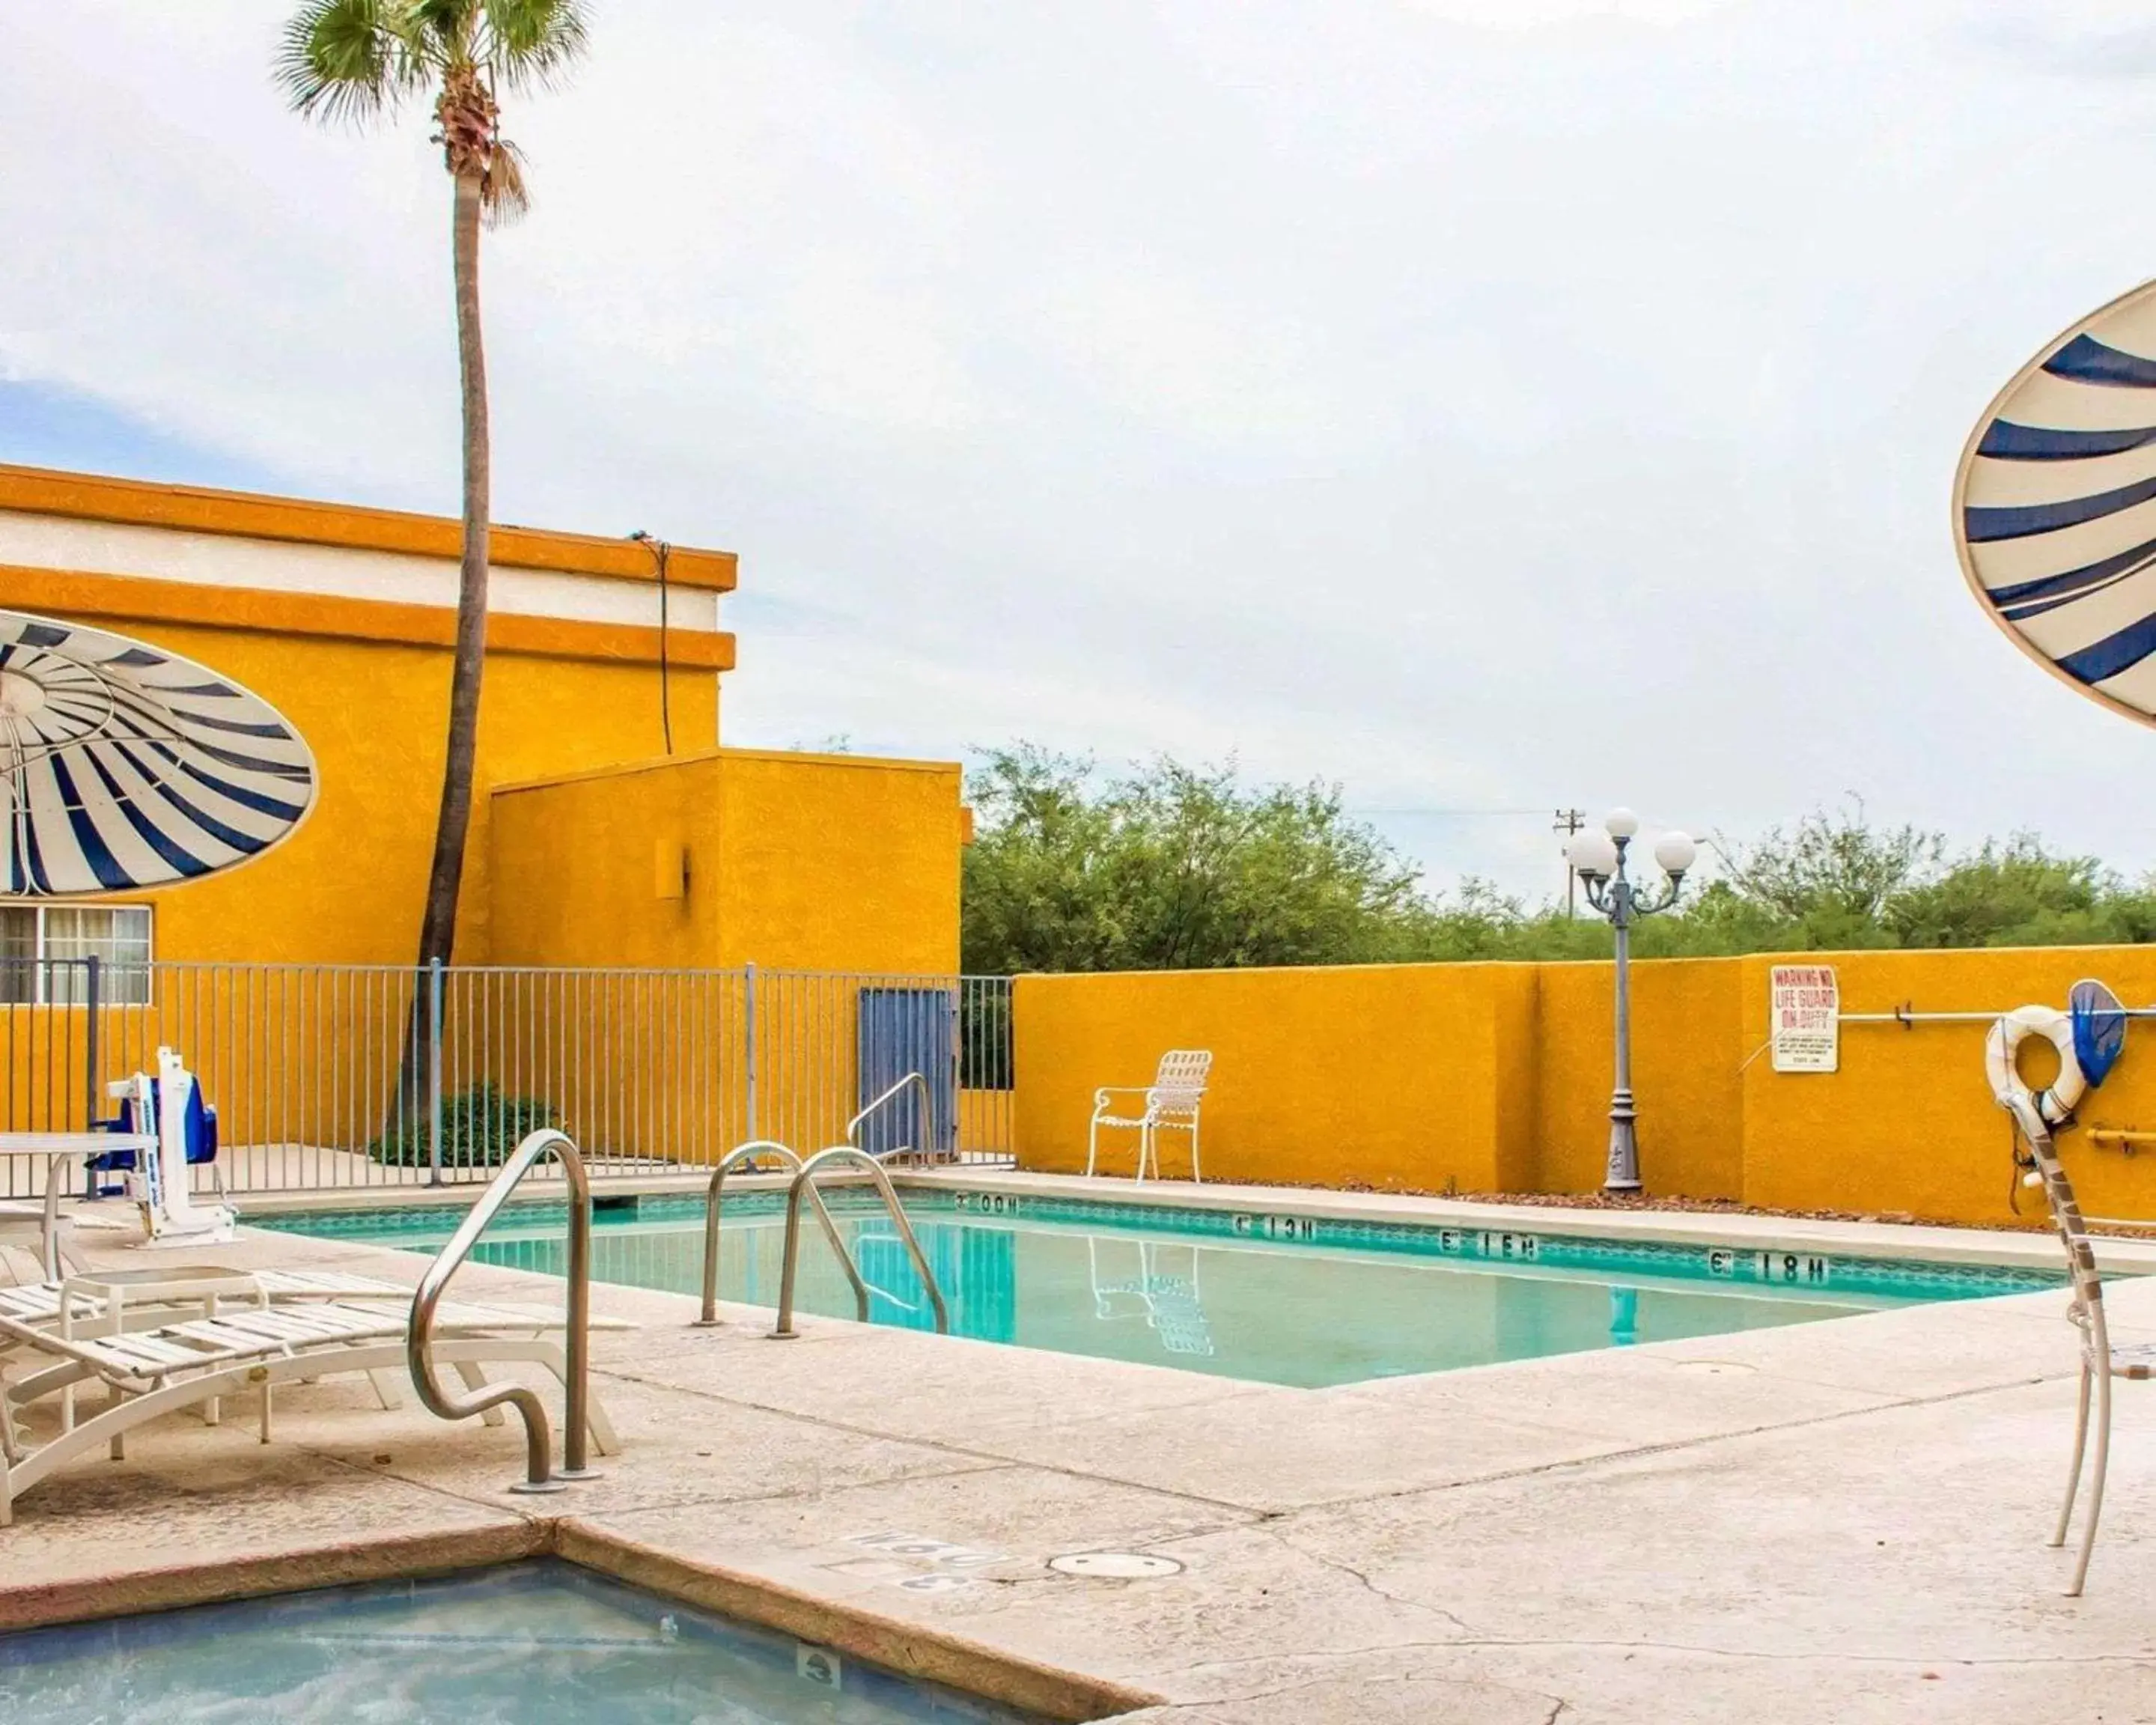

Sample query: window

[0,905,153,1004]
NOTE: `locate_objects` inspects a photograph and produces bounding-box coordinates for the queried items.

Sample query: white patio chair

[1088,1237,1215,1357]
[2012,1098,2153,1595]
[1088,1050,1212,1183]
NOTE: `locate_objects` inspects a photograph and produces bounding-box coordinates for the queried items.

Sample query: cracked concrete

[5,1186,2156,1721]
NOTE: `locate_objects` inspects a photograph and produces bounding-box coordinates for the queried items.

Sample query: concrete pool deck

[5,1181,2156,1722]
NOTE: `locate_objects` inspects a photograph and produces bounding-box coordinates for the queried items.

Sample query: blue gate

[856,985,957,1156]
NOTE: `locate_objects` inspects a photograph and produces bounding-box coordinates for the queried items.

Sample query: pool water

[0,1561,1033,1724]
[265,1191,2057,1389]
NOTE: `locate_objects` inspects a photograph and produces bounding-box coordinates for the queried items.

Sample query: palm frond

[275,0,428,123]
[478,0,591,96]
[481,136,532,227]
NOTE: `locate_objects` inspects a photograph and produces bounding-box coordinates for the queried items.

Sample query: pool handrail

[695,1139,864,1326]
[406,1127,594,1494]
[771,1144,949,1339]
[846,1071,934,1157]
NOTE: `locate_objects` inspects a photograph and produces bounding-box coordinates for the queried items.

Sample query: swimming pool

[0,1561,1033,1724]
[264,1188,2060,1388]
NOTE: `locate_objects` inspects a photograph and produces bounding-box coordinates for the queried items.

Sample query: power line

[1346,806,1567,818]
[1553,808,1586,917]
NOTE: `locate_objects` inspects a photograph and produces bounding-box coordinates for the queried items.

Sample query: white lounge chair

[0,1266,409,1331]
[1088,1050,1211,1182]
[0,1273,625,1524]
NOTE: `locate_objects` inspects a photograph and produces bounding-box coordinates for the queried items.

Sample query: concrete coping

[892,1169,2156,1277]
[225,1164,2152,1276]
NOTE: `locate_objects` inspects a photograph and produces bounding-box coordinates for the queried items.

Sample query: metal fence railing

[0,961,1014,1198]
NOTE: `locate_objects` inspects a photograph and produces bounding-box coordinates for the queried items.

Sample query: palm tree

[277,0,589,976]
[278,0,588,1147]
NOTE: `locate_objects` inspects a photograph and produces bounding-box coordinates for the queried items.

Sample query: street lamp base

[1604,1107,1641,1194]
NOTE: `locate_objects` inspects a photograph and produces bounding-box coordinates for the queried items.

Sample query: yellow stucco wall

[1013,964,1544,1192]
[487,749,966,1160]
[114,621,719,967]
[1530,958,1746,1201]
[1012,945,2156,1226]
[490,753,721,970]
[489,747,964,975]
[710,750,964,974]
[4,457,737,970]
[1735,947,2156,1226]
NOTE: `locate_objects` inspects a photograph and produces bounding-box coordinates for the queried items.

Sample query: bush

[367,1082,559,1168]
[963,753,2156,968]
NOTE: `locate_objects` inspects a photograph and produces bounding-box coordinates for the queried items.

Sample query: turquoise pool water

[264,1189,2059,1388]
[0,1561,1031,1724]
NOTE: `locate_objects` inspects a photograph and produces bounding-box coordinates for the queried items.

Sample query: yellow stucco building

[0,461,966,981]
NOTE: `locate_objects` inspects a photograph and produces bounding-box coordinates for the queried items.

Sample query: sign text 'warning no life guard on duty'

[1770,964,1839,1074]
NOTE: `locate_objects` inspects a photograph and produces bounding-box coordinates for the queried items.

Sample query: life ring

[1985,1004,2086,1128]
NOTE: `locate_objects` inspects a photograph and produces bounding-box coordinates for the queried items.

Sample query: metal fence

[0,960,1014,1198]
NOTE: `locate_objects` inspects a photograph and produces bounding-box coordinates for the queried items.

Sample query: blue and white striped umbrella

[1956,277,2156,726]
[0,610,316,897]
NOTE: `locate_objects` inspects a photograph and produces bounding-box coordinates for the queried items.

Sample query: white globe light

[1573,830,1620,877]
[1604,807,1640,841]
[1654,830,1698,875]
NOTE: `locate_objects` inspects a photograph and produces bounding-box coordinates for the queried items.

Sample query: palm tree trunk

[396,167,490,1141]
[418,166,491,967]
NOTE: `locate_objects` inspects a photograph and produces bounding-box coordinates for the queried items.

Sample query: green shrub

[368,1083,559,1168]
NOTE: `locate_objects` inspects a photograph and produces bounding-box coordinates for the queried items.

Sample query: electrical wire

[629,530,675,755]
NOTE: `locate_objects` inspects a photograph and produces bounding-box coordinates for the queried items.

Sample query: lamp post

[1564,809,1697,1194]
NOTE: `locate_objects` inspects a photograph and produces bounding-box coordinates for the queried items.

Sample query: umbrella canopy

[0,610,316,897]
[1955,276,2156,727]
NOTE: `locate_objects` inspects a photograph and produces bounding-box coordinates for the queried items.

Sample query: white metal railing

[0,962,1014,1198]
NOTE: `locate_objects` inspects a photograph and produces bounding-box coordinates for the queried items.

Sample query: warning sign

[1770,964,1839,1073]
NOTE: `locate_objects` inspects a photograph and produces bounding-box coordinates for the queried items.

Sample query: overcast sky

[8,0,2156,899]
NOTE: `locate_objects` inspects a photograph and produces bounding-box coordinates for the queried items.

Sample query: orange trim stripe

[0,565,737,671]
[0,463,737,592]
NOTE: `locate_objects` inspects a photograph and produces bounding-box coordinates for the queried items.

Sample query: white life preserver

[1985,1004,2086,1128]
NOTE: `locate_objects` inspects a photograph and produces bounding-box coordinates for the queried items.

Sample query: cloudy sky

[8,0,2156,898]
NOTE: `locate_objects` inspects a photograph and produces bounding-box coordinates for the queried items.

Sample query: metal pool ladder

[408,1127,597,1494]
[769,1142,948,1340]
[693,1138,949,1339]
[695,1139,850,1326]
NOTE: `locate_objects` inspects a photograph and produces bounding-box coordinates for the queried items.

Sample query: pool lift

[101,1049,237,1248]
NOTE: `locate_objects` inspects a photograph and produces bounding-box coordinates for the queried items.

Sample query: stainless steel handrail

[694,1139,865,1327]
[846,1071,934,1154]
[407,1127,597,1494]
[771,1145,949,1339]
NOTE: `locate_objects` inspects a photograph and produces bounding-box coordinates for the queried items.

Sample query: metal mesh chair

[1088,1050,1212,1182]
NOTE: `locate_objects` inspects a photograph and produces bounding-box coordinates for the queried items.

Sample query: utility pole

[1553,808,1586,916]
